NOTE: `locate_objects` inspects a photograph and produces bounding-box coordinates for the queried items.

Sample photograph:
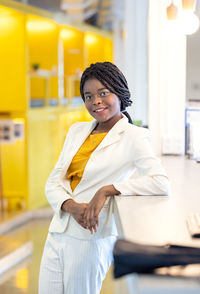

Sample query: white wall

[186,29,200,101]
[148,0,186,155]
[113,0,149,126]
[114,0,187,155]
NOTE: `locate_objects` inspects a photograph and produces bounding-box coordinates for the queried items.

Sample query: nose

[92,94,102,105]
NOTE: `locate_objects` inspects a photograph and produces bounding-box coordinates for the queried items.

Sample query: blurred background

[0,0,200,293]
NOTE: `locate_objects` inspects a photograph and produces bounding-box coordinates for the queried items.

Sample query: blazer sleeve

[113,130,170,196]
[45,124,75,218]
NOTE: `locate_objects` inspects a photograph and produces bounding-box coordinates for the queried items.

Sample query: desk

[113,156,200,294]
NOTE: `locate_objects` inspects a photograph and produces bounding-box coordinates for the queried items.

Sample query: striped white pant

[38,232,116,294]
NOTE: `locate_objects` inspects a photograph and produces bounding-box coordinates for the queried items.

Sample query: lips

[93,107,107,113]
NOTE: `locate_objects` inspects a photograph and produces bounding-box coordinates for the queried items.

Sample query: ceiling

[14,0,116,31]
[13,0,200,30]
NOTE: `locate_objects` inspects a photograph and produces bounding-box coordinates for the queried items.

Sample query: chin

[95,116,110,123]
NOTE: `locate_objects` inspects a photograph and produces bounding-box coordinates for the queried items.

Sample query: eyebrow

[84,87,107,94]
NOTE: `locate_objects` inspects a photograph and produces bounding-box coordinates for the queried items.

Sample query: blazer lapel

[94,115,129,153]
[68,119,97,159]
[59,119,97,192]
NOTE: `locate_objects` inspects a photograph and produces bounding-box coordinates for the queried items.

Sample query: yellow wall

[104,38,113,62]
[0,6,27,112]
[27,15,59,100]
[0,114,27,210]
[26,15,59,71]
[0,2,113,211]
[84,32,113,67]
[0,107,92,211]
[60,26,84,99]
[60,26,84,75]
[27,108,60,209]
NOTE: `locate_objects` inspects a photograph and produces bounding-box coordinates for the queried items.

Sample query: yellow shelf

[0,1,112,211]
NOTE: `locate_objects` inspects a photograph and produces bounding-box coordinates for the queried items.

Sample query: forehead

[83,78,106,92]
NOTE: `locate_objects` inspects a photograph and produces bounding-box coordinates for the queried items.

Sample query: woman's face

[83,78,121,126]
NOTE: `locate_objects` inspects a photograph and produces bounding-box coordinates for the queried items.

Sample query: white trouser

[38,232,116,294]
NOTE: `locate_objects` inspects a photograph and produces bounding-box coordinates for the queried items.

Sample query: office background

[0,0,200,293]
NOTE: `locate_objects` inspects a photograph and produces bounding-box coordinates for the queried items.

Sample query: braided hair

[80,62,133,124]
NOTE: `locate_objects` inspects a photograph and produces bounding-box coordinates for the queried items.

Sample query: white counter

[114,195,200,247]
[112,156,200,294]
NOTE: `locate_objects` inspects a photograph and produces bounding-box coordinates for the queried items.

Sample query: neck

[95,114,123,133]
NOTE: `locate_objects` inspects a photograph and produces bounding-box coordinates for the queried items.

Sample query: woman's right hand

[62,199,88,229]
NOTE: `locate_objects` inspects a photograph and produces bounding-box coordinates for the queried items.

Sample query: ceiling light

[167,3,178,20]
[182,0,196,11]
[179,10,200,34]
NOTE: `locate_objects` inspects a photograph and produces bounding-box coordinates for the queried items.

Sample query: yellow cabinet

[0,0,112,211]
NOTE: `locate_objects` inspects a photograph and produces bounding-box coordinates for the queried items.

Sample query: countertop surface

[114,156,200,247]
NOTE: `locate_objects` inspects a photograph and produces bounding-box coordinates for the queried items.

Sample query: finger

[93,223,97,233]
[91,209,98,229]
[86,209,92,229]
[90,216,97,233]
[94,215,98,228]
[79,220,89,230]
[89,211,94,230]
[88,208,98,233]
[83,207,89,219]
[90,210,97,232]
[92,216,98,233]
[88,225,93,234]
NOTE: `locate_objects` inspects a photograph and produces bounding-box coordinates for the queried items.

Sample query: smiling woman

[38,61,169,294]
[83,79,122,132]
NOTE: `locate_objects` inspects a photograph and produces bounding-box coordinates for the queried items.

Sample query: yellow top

[67,132,107,192]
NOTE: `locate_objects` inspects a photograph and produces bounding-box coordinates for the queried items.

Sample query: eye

[84,94,92,100]
[99,90,110,98]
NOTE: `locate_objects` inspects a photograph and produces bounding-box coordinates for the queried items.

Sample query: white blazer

[45,115,169,239]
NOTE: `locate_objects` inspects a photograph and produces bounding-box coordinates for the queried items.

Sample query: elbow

[153,175,170,196]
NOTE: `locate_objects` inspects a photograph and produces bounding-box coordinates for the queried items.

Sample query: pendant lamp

[182,0,196,11]
[167,2,178,20]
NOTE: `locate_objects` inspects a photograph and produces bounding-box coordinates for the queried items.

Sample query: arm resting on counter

[113,132,170,196]
[113,174,169,196]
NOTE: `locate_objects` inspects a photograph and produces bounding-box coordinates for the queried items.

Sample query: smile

[94,108,107,113]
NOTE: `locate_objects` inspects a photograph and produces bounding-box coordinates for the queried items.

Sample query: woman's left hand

[83,187,107,234]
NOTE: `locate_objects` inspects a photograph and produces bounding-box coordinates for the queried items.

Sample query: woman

[39,62,169,294]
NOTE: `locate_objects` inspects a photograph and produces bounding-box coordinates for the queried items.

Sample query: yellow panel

[30,77,46,99]
[27,15,59,71]
[84,32,113,67]
[84,32,105,67]
[50,76,59,99]
[0,6,27,112]
[0,108,92,211]
[27,15,59,101]
[30,76,58,100]
[60,26,84,76]
[104,38,113,62]
[1,116,27,210]
[74,79,80,97]
[64,76,76,99]
[27,108,60,209]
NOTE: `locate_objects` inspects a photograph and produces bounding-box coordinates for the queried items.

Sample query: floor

[0,219,50,294]
[0,219,116,294]
[0,156,199,293]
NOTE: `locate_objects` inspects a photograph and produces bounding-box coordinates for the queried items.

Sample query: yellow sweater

[67,132,107,192]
